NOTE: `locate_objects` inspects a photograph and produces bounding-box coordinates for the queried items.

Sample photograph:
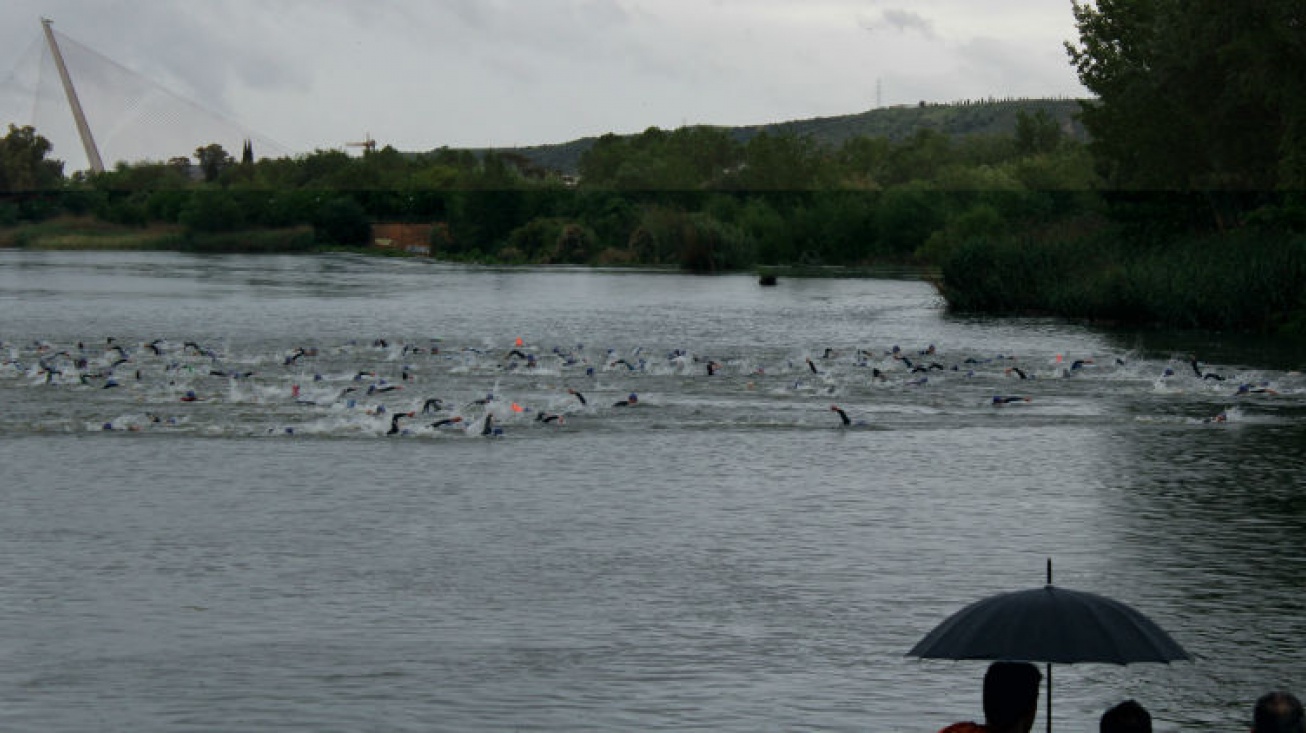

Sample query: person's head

[983,661,1042,733]
[1101,699,1152,733]
[1253,691,1305,733]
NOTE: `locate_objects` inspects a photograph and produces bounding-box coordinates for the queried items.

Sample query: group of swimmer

[1,334,1295,437]
[2,335,669,437]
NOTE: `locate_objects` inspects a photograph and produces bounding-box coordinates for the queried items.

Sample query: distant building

[371,222,434,255]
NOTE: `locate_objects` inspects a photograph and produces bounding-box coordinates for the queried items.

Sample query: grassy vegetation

[0,216,315,254]
[938,215,1306,333]
[0,216,180,250]
[176,227,316,253]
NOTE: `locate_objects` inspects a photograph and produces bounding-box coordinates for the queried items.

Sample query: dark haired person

[1254,691,1305,733]
[938,661,1042,733]
[1100,699,1151,733]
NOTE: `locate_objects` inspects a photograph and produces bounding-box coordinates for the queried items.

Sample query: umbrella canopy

[907,584,1191,665]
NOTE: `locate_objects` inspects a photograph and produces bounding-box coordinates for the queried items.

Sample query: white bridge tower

[40,18,104,173]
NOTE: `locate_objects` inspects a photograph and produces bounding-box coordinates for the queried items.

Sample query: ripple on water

[2,254,1305,732]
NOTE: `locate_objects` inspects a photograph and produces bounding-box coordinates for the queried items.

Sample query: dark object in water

[758,274,778,286]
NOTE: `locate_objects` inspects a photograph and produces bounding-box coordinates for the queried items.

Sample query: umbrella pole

[1046,558,1052,733]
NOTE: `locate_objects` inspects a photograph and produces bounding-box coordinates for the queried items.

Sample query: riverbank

[935,216,1306,336]
[9,214,1302,338]
[0,216,180,250]
[0,216,316,253]
[0,216,935,278]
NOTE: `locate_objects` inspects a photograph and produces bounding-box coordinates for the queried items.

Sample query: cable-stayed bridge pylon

[0,18,295,174]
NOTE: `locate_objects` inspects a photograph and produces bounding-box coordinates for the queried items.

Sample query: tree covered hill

[457,97,1089,175]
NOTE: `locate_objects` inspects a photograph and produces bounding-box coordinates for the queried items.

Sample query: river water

[1,251,1304,732]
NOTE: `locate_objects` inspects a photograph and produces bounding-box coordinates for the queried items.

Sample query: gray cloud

[880,8,937,37]
[1,0,1088,169]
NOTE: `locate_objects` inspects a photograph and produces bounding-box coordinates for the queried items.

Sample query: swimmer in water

[421,397,446,414]
[830,404,851,426]
[992,395,1031,405]
[612,393,639,407]
[1235,383,1278,396]
[1189,355,1225,381]
[567,388,588,406]
[387,411,416,435]
[39,361,62,383]
[536,412,565,425]
[481,413,496,436]
[183,341,218,359]
[430,416,464,429]
[1203,411,1229,423]
[180,389,199,402]
[706,360,722,376]
[1005,366,1029,380]
[805,357,820,374]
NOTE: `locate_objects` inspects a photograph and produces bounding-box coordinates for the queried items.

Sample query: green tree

[0,124,64,192]
[193,143,234,183]
[1014,110,1062,157]
[576,126,740,190]
[448,153,527,252]
[179,190,246,233]
[1066,0,1305,192]
[876,181,945,258]
[885,129,952,186]
[313,195,371,246]
[736,197,794,264]
[577,133,633,186]
[665,126,742,186]
[836,135,892,188]
[727,132,827,190]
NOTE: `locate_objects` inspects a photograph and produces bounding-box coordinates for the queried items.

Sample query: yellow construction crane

[346,134,377,154]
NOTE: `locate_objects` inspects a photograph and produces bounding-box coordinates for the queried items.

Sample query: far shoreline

[0,216,936,281]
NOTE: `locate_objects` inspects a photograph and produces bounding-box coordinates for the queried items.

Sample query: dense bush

[940,222,1306,332]
[312,196,371,246]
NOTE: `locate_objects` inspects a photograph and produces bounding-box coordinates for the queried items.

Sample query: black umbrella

[907,560,1190,732]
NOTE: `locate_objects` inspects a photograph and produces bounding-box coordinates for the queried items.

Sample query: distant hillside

[454,98,1090,176]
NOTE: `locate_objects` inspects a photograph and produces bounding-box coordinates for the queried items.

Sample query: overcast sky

[0,0,1089,170]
